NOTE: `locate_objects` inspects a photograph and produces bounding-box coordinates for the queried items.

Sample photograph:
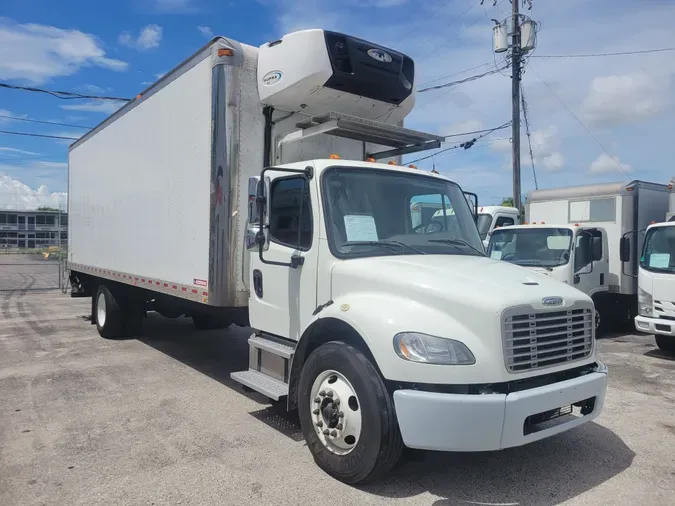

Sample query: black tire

[297,342,403,484]
[655,335,675,353]
[191,313,231,330]
[94,285,124,339]
[594,303,607,337]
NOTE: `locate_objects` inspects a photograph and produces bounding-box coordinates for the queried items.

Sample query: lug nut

[336,423,343,430]
[334,399,340,406]
[330,430,337,437]
[313,409,320,415]
[323,429,330,435]
[319,390,326,397]
[338,411,344,418]
[314,397,320,403]
[316,420,323,427]
[326,391,333,398]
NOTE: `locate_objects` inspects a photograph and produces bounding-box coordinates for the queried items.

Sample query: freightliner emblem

[542,296,563,306]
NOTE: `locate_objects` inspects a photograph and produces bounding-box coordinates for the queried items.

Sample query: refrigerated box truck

[494,181,668,332]
[633,177,675,352]
[67,29,607,483]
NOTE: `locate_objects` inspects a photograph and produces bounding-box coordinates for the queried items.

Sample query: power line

[419,0,504,63]
[418,66,507,92]
[526,63,631,179]
[443,124,512,138]
[393,0,457,45]
[0,130,80,141]
[531,47,675,59]
[0,82,130,102]
[407,121,511,164]
[520,84,538,190]
[0,114,93,130]
[418,61,493,87]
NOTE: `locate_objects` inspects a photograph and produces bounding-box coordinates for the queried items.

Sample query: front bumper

[393,362,608,452]
[635,315,675,336]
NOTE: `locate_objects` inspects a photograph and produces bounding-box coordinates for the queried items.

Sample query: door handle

[253,269,263,297]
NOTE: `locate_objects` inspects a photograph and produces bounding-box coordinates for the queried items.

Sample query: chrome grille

[503,306,594,373]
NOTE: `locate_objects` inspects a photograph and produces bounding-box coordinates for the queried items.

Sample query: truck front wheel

[655,335,675,353]
[297,342,403,484]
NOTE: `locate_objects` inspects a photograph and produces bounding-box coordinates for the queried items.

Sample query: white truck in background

[633,177,675,352]
[487,181,668,334]
[67,29,607,483]
[478,205,521,246]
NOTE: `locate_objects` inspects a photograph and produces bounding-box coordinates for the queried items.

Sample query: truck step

[231,369,289,401]
[248,335,295,359]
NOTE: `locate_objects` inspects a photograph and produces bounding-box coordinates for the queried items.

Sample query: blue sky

[1,0,674,209]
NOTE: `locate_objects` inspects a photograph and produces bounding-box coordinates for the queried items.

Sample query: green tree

[500,197,514,207]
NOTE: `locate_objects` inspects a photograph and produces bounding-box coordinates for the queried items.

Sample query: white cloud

[0,173,67,211]
[0,147,40,157]
[582,72,671,127]
[198,25,214,38]
[141,81,154,86]
[78,84,112,94]
[589,153,631,174]
[0,18,128,84]
[119,24,162,50]
[60,100,125,115]
[154,71,166,79]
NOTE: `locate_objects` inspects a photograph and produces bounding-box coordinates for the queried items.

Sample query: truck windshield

[477,214,492,239]
[488,228,573,268]
[640,226,675,273]
[322,167,484,258]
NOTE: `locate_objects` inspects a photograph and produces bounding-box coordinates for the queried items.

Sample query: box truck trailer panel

[526,180,669,295]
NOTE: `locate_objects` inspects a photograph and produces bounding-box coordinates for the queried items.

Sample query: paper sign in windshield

[344,214,379,242]
[649,253,670,268]
[490,251,503,260]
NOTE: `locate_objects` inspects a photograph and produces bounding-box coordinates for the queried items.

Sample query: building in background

[0,209,67,249]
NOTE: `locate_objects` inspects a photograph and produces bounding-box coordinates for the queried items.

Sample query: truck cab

[487,224,610,329]
[478,205,521,247]
[634,222,675,352]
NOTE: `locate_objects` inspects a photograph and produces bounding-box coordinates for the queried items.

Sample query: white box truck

[488,181,668,334]
[633,177,675,352]
[68,29,608,483]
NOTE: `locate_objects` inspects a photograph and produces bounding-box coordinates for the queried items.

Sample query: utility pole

[511,0,522,214]
[492,1,536,214]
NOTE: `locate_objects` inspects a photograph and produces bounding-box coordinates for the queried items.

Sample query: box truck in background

[633,177,675,352]
[488,181,668,333]
[67,30,607,483]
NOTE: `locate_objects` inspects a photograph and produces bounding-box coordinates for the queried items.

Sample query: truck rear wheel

[297,342,403,484]
[655,335,675,353]
[95,285,124,338]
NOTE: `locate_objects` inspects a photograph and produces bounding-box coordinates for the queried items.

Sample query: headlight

[393,332,475,365]
[638,287,653,317]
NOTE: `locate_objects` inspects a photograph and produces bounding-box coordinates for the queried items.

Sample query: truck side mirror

[619,236,630,262]
[247,176,260,224]
[463,191,478,222]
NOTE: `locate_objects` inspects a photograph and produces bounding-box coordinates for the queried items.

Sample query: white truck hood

[330,254,595,383]
[331,254,589,312]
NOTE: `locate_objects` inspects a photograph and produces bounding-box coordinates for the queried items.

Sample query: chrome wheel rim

[309,370,362,455]
[97,292,107,327]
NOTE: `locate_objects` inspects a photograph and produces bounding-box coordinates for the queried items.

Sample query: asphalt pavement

[1,290,674,505]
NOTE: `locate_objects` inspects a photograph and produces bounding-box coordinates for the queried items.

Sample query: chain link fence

[0,201,67,292]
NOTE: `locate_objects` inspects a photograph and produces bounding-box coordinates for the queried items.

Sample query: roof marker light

[366,157,376,162]
[408,164,418,169]
[329,154,340,159]
[388,161,397,165]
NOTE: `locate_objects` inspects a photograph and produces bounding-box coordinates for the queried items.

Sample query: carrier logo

[367,48,392,63]
[542,296,563,306]
[262,71,283,86]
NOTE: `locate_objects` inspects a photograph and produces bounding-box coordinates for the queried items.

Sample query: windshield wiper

[515,260,554,271]
[427,239,485,256]
[343,240,426,255]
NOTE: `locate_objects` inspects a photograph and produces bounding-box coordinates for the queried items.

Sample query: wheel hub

[309,370,361,455]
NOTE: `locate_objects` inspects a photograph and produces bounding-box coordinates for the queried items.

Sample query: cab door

[247,167,320,341]
[574,229,609,297]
